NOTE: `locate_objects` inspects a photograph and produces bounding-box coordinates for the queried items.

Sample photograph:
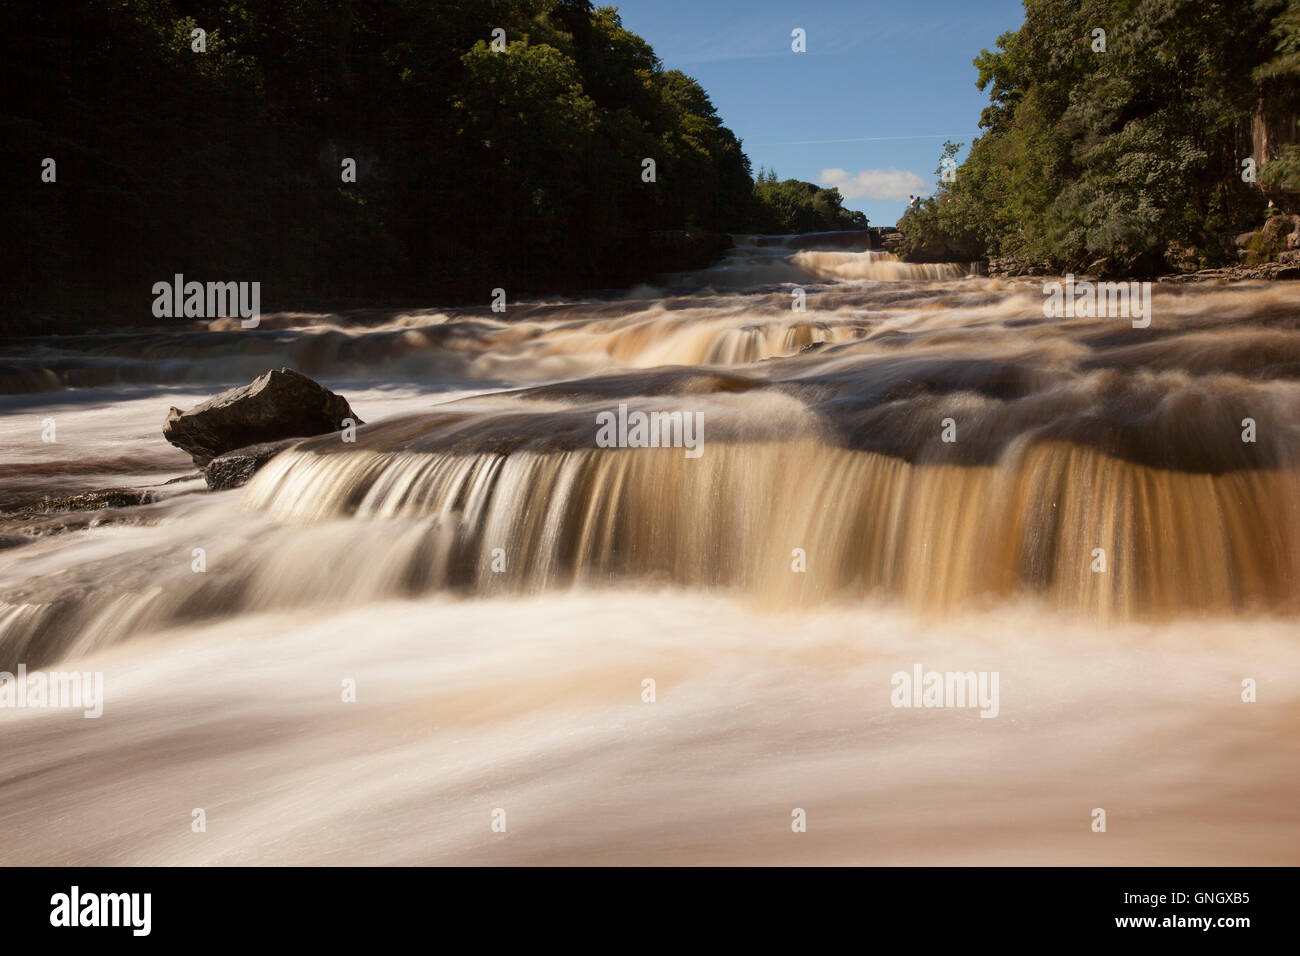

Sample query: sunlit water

[2,239,1298,864]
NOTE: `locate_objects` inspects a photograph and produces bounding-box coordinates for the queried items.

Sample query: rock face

[988,256,1051,277]
[163,368,362,468]
[901,234,983,264]
[204,438,303,491]
[1235,214,1300,264]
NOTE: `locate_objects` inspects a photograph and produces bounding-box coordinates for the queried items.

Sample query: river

[1,236,1297,864]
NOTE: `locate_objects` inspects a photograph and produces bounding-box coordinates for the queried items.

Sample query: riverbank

[902,214,1300,283]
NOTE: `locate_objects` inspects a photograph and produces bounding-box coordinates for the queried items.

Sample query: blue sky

[615,0,1028,227]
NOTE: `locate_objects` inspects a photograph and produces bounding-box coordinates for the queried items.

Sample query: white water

[2,241,1298,864]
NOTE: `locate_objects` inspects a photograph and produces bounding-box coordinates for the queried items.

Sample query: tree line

[899,0,1300,275]
[6,0,865,326]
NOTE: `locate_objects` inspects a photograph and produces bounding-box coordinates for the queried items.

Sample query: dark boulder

[163,368,362,467]
[204,438,303,491]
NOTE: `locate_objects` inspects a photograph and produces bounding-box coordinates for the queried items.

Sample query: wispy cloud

[819,167,929,201]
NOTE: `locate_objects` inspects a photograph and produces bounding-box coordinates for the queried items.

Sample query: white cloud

[818,167,929,201]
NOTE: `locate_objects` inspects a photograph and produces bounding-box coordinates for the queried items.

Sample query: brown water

[1,238,1298,864]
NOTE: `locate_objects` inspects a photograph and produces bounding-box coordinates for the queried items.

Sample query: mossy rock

[12,489,152,516]
[1246,215,1300,265]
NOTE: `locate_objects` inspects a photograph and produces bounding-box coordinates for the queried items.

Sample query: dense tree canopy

[750,169,869,234]
[7,0,834,321]
[899,0,1299,274]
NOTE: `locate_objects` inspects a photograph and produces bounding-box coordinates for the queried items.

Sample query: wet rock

[163,368,362,467]
[204,438,302,491]
[29,489,153,512]
[0,489,155,543]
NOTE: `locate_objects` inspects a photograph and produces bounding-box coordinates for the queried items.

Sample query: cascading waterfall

[4,230,1300,865]
[5,251,1300,666]
[247,438,1300,618]
[4,433,1296,669]
[791,249,966,281]
[0,246,965,393]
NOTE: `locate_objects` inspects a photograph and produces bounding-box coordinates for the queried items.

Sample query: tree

[899,0,1289,273]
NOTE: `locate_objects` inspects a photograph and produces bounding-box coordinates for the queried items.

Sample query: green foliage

[749,172,869,233]
[5,0,761,314]
[901,0,1294,273]
[1261,144,1300,190]
[1254,0,1300,86]
[1246,230,1283,264]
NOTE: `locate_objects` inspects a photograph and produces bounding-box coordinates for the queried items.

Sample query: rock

[2,489,153,522]
[1234,231,1258,249]
[901,233,983,263]
[1157,265,1267,283]
[1164,241,1202,273]
[204,438,302,491]
[35,489,153,512]
[163,368,362,467]
[1274,265,1300,281]
[1244,214,1300,264]
[1262,214,1300,241]
[987,256,1050,277]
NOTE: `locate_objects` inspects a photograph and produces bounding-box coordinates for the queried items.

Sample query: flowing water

[2,237,1298,864]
